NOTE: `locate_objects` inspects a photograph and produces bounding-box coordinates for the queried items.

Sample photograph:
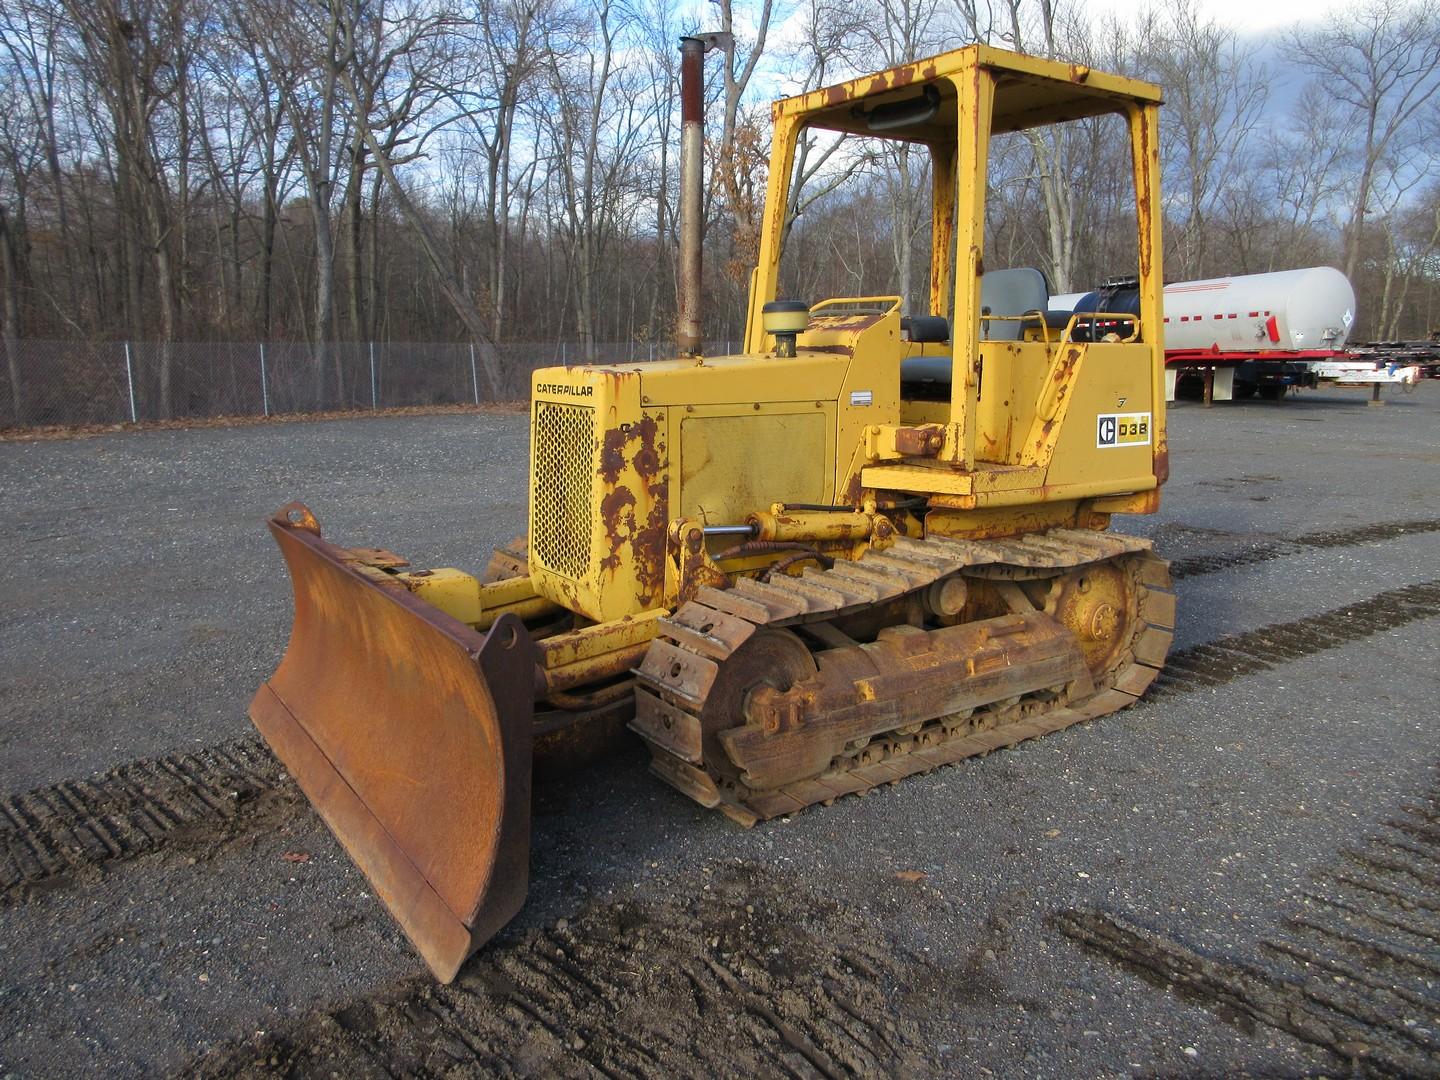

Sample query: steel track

[634,529,1175,823]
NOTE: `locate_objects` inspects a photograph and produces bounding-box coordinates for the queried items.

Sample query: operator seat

[900,266,1055,391]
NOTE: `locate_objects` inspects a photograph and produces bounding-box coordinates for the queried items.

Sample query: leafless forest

[1,0,1438,418]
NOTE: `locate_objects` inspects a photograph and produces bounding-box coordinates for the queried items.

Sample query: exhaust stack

[677,33,730,357]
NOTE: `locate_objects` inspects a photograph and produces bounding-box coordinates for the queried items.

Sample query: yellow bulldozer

[251,42,1174,981]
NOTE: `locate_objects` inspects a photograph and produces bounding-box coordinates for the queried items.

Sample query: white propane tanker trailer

[1051,266,1406,402]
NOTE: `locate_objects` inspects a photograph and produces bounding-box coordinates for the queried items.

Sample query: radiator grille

[532,401,595,580]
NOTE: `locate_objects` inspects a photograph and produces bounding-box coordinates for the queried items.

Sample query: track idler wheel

[698,629,816,779]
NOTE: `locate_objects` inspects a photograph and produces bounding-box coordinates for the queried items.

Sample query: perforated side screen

[532,402,594,581]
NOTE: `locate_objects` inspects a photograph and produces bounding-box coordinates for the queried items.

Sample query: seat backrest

[980,267,1049,341]
[900,314,950,343]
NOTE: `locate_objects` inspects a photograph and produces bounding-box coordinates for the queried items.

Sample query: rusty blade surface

[248,504,534,982]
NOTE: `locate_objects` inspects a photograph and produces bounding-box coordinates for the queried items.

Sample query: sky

[1188,0,1335,35]
[737,0,1344,101]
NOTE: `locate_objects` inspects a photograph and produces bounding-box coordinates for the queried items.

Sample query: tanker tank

[1056,267,1356,353]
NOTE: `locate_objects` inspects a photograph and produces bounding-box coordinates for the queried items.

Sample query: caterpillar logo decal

[1096,412,1151,448]
[536,383,594,398]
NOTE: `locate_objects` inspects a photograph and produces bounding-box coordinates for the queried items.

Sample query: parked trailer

[1157,267,1355,352]
[1055,267,1358,402]
[1346,336,1440,380]
[1163,351,1325,403]
[1310,359,1421,387]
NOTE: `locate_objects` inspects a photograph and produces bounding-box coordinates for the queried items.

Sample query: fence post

[259,343,270,417]
[369,341,378,410]
[123,342,138,422]
[469,343,480,405]
[561,341,566,364]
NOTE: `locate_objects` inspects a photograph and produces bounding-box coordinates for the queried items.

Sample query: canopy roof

[776,44,1163,143]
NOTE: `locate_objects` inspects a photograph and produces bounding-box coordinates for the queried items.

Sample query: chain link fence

[0,338,737,429]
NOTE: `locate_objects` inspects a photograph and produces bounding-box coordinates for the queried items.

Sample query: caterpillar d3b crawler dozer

[251,43,1174,981]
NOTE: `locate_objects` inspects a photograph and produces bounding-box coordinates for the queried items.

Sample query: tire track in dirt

[186,863,944,1078]
[1147,579,1440,700]
[1057,772,1440,1077]
[1167,517,1440,580]
[0,736,290,902]
[4,575,1440,906]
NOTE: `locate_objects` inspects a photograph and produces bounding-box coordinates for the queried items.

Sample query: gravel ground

[1,383,1437,1077]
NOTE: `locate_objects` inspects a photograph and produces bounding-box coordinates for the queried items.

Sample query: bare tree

[959,0,1088,291]
[0,51,41,418]
[1,0,79,316]
[465,0,547,342]
[1139,0,1266,279]
[0,200,24,421]
[1285,0,1440,282]
[64,0,190,417]
[539,0,651,357]
[843,0,943,311]
[637,0,680,338]
[772,0,866,270]
[335,0,510,392]
[712,0,776,290]
[0,0,1437,391]
[246,0,350,404]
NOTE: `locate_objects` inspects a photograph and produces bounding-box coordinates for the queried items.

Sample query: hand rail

[1061,310,1141,344]
[808,295,904,317]
[978,309,1141,346]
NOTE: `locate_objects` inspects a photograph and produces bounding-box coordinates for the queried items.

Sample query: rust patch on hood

[598,487,638,574]
[631,413,662,477]
[599,427,627,485]
[1135,112,1154,282]
[816,313,885,333]
[631,414,668,607]
[596,409,670,608]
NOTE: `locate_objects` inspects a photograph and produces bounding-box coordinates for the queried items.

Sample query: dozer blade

[248,503,534,982]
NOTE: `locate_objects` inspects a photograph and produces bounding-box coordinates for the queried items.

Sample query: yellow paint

[924,501,1097,539]
[750,509,873,541]
[680,411,828,523]
[861,462,1045,496]
[536,608,666,669]
[397,567,559,631]
[477,575,541,609]
[397,567,484,624]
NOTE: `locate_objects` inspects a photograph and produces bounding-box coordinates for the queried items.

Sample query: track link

[633,528,1175,824]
